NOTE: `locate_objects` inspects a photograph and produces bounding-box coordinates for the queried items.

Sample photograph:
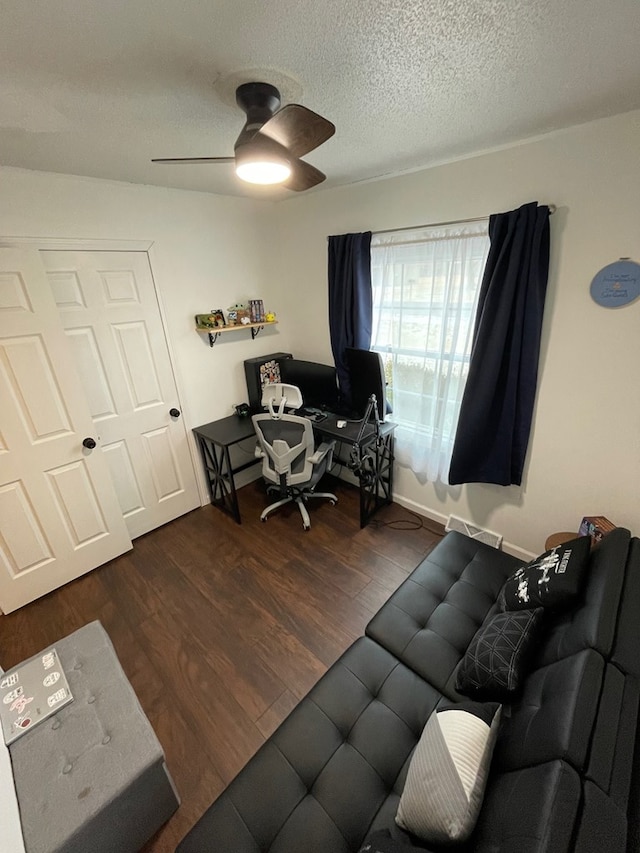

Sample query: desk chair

[253,383,337,530]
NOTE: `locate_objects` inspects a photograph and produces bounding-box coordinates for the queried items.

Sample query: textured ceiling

[2,0,640,199]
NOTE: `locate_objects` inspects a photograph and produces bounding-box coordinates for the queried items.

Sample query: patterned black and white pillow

[455,608,544,700]
[500,536,591,610]
[396,701,501,844]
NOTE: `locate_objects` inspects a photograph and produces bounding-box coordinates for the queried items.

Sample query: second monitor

[345,348,389,421]
[279,359,340,412]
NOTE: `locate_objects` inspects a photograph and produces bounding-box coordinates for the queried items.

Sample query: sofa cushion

[472,760,582,853]
[573,780,627,853]
[177,636,445,853]
[455,608,544,700]
[586,663,640,808]
[501,536,591,611]
[396,701,501,843]
[611,536,640,677]
[495,649,604,774]
[366,532,519,697]
[535,528,630,667]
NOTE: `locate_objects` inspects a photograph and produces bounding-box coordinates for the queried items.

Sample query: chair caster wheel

[261,517,267,523]
[303,524,310,531]
[330,500,336,505]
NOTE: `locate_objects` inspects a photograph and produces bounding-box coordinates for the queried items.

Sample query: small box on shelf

[578,516,616,545]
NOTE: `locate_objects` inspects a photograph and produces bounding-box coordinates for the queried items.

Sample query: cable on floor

[369,507,444,535]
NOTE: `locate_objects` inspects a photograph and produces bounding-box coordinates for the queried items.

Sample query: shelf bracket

[207,331,221,347]
[250,325,265,339]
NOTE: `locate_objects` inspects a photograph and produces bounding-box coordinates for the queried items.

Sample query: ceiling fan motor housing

[235,82,282,145]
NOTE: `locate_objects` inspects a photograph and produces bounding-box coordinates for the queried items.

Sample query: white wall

[0,166,291,443]
[270,110,640,555]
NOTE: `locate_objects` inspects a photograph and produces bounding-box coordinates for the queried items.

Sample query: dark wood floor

[0,477,444,852]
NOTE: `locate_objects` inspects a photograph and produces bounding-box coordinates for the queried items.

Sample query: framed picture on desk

[243,352,292,412]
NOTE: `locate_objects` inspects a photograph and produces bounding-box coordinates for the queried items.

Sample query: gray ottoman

[9,621,179,853]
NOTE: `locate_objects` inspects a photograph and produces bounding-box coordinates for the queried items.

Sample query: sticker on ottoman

[1,672,20,690]
[3,686,23,705]
[0,648,73,744]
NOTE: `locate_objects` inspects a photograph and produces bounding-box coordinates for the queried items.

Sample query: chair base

[260,491,337,530]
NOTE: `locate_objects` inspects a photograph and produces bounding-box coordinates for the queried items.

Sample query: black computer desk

[192,412,395,528]
[313,413,395,527]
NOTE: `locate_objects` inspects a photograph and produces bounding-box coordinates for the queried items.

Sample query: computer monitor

[345,348,389,421]
[279,359,340,412]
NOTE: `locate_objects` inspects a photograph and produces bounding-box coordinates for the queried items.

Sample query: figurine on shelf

[265,311,276,323]
[195,313,216,328]
[210,309,225,327]
[227,303,251,325]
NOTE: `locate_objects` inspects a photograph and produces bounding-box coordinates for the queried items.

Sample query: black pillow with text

[501,535,591,610]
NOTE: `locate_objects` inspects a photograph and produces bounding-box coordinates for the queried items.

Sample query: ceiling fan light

[235,159,291,185]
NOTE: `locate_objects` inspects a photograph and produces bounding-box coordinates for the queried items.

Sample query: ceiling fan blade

[283,158,326,192]
[151,157,235,164]
[259,104,335,158]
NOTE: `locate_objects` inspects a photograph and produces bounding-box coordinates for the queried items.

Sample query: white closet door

[0,248,132,614]
[41,250,200,539]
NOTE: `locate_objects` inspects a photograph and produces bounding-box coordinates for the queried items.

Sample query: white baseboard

[392,494,448,528]
[391,494,535,562]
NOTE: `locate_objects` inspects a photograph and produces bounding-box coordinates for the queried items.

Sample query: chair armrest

[308,441,335,465]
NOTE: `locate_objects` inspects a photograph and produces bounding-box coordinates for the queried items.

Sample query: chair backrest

[254,384,316,487]
[260,383,303,418]
[252,413,317,487]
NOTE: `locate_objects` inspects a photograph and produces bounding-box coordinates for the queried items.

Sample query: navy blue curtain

[449,202,550,486]
[328,232,372,408]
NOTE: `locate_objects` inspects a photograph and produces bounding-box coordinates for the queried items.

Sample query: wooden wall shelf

[196,321,278,347]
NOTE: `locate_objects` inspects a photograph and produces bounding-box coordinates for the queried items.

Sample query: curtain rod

[326,205,556,241]
[372,204,555,237]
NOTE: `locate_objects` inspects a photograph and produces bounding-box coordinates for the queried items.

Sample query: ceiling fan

[152,81,335,191]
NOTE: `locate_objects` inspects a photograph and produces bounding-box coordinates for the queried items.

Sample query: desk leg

[196,436,242,524]
[359,433,394,528]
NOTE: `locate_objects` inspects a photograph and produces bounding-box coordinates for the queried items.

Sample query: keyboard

[299,408,328,423]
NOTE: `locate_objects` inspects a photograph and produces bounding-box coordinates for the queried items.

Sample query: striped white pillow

[396,701,501,844]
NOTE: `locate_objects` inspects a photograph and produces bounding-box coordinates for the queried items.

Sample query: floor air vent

[445,515,503,549]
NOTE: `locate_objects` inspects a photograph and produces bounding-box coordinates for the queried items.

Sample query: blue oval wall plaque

[590,260,640,308]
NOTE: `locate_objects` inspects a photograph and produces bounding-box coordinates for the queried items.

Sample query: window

[371,221,490,481]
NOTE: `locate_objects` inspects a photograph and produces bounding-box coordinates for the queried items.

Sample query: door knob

[83,437,97,449]
[169,408,181,418]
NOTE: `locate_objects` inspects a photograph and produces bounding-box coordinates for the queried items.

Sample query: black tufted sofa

[177,527,640,853]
